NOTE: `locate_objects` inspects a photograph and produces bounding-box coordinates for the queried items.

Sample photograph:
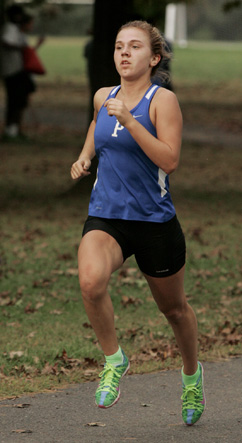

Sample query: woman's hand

[104,98,133,127]
[71,157,91,180]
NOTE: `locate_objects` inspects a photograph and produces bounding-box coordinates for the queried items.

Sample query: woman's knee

[78,261,110,302]
[77,231,122,302]
[162,301,188,325]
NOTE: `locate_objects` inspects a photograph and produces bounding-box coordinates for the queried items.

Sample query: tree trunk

[66,0,135,197]
[71,0,135,194]
[0,0,6,78]
[87,0,135,123]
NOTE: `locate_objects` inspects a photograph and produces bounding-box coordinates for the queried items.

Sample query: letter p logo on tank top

[112,120,124,137]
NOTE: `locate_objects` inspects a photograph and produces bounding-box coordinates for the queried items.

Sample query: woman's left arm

[105,89,182,174]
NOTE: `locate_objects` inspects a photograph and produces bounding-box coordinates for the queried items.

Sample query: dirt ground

[0,82,241,148]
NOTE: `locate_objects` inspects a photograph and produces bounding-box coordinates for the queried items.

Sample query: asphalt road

[0,357,241,443]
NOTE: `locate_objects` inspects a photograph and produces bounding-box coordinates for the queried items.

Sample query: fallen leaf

[17,286,25,295]
[27,331,37,338]
[35,302,44,310]
[190,227,205,244]
[60,366,70,375]
[58,253,73,261]
[122,327,143,340]
[121,296,143,308]
[33,279,51,288]
[51,270,65,275]
[0,297,12,306]
[50,310,62,315]
[83,368,97,377]
[9,351,24,359]
[221,328,232,335]
[118,267,137,278]
[66,268,78,276]
[12,429,33,434]
[82,322,92,329]
[22,228,44,242]
[14,404,31,409]
[83,357,98,367]
[0,290,10,297]
[24,304,36,314]
[41,362,58,375]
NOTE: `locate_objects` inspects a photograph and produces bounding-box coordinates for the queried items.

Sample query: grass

[36,36,89,83]
[34,37,242,86]
[0,38,242,398]
[173,41,242,84]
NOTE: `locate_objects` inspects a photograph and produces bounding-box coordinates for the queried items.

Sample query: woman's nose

[121,46,130,56]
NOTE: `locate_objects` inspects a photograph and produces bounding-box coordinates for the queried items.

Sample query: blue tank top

[88,84,176,223]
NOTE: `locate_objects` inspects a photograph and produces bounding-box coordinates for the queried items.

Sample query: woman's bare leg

[78,230,123,356]
[144,266,198,375]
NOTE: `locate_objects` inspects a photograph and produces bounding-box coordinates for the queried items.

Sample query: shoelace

[181,385,204,412]
[96,363,121,395]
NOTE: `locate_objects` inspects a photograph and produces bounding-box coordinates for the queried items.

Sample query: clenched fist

[70,157,91,180]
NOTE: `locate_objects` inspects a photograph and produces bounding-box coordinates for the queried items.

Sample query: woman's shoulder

[149,86,181,125]
[94,86,117,110]
[154,86,176,100]
[152,86,180,110]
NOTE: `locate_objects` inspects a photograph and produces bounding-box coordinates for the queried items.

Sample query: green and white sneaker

[181,362,205,425]
[95,350,130,408]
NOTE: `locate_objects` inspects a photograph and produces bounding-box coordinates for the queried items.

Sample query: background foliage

[29,1,242,39]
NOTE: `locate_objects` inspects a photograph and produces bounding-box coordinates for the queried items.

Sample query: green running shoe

[95,350,130,408]
[181,362,205,425]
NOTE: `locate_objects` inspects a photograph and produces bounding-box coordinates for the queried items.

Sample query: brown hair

[118,20,172,78]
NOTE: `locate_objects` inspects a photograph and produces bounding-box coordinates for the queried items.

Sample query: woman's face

[114,27,157,81]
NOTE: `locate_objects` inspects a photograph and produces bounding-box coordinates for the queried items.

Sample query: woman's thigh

[143,265,186,314]
[78,230,124,288]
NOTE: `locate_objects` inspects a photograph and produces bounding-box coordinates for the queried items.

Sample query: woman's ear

[150,54,161,67]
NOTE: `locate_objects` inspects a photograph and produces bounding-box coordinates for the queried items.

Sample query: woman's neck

[119,78,152,99]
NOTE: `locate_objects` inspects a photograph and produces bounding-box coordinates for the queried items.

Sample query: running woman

[71,20,205,426]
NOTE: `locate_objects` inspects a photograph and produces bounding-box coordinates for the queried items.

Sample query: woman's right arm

[70,118,96,180]
[70,87,112,180]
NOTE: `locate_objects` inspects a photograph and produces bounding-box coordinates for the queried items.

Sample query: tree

[223,0,241,11]
[0,0,7,76]
[85,0,135,123]
[87,0,182,123]
[90,0,184,95]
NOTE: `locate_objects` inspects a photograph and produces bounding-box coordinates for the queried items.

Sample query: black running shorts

[82,215,186,278]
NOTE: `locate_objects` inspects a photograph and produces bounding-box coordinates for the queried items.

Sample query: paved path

[1,102,241,149]
[0,357,241,443]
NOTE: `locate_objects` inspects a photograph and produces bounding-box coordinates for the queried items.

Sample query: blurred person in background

[1,4,44,141]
